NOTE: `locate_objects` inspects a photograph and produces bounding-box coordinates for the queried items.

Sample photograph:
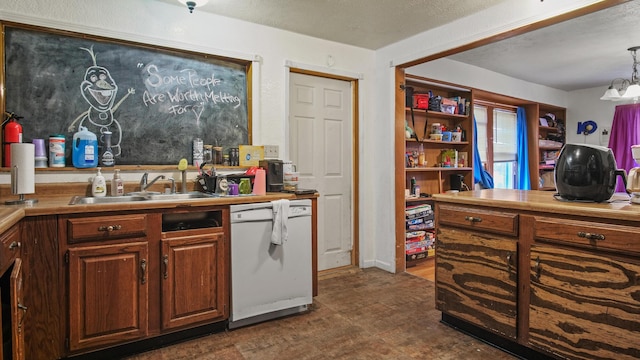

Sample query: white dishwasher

[229,199,312,329]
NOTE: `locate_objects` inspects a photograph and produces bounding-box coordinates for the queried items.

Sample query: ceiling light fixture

[600,46,640,102]
[177,0,208,13]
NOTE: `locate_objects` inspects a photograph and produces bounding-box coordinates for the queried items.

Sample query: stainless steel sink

[145,192,218,201]
[69,192,218,205]
[69,195,148,205]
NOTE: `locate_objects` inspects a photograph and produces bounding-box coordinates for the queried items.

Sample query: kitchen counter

[0,192,316,234]
[432,189,640,222]
[432,188,640,360]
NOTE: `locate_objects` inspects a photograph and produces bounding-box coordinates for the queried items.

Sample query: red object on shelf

[2,112,23,167]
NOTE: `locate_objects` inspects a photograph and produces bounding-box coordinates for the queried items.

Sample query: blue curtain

[516,107,531,190]
[473,115,494,189]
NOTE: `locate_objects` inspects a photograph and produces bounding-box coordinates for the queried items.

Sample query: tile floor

[124,267,517,360]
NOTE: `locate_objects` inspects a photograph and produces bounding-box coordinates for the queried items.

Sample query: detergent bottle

[72,126,98,168]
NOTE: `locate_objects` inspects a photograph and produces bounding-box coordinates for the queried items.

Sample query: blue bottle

[72,126,98,168]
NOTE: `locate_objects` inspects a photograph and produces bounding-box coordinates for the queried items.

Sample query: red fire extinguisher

[2,112,23,168]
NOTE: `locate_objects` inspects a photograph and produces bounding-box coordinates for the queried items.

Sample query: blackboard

[2,23,250,165]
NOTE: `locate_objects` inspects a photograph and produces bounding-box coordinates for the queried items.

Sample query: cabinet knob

[98,224,122,232]
[464,216,482,223]
[577,231,605,241]
[8,241,20,250]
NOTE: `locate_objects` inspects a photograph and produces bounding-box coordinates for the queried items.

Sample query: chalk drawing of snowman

[68,45,134,157]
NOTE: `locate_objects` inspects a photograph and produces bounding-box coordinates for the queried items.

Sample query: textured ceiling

[447,1,640,91]
[161,0,636,92]
[163,0,509,50]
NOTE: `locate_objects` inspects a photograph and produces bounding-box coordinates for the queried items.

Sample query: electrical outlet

[263,145,279,158]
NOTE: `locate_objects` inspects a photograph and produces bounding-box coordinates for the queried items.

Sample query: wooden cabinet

[533,104,565,190]
[0,225,24,360]
[68,243,149,351]
[435,204,518,339]
[404,76,474,197]
[434,191,640,360]
[529,215,640,359]
[160,227,227,330]
[64,214,150,352]
[61,207,229,356]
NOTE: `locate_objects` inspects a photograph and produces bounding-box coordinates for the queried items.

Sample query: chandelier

[600,46,640,101]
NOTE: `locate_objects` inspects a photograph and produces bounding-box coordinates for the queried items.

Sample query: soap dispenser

[111,169,124,196]
[92,167,107,197]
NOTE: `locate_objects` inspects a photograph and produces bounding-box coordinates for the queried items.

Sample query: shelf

[405,108,469,120]
[539,164,555,170]
[539,187,556,191]
[539,126,560,132]
[406,167,472,172]
[406,196,433,203]
[406,139,470,145]
[539,146,563,151]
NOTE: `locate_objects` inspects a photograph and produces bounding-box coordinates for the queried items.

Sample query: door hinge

[65,337,69,351]
[64,251,69,264]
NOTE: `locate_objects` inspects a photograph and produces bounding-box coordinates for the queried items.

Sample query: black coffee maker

[259,159,284,192]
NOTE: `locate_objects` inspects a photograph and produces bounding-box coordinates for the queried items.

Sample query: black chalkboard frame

[0,21,253,167]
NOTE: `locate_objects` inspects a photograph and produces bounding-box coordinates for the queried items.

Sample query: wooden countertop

[0,192,318,233]
[432,189,640,222]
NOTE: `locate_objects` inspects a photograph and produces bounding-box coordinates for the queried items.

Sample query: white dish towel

[271,199,290,245]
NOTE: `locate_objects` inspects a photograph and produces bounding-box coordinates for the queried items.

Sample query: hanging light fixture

[177,0,209,13]
[600,46,640,101]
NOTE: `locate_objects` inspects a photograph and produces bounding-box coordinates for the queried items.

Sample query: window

[474,103,518,189]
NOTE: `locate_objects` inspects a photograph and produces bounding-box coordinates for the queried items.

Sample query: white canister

[49,134,65,167]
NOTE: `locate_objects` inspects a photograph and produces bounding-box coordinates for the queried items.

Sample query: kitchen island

[0,189,318,360]
[432,189,640,360]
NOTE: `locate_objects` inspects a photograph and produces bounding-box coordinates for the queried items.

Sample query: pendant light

[600,46,640,101]
[177,0,209,13]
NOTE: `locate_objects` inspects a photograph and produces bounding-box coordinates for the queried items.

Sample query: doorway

[288,71,358,271]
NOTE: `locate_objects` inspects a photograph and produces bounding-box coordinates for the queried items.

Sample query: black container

[450,174,464,191]
[554,143,627,202]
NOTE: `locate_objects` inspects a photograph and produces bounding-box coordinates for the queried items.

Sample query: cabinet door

[529,245,640,360]
[10,258,24,360]
[161,231,226,330]
[436,227,518,339]
[68,243,148,352]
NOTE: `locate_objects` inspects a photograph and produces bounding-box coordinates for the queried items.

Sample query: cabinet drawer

[533,216,640,255]
[67,214,147,243]
[0,225,20,273]
[437,204,518,236]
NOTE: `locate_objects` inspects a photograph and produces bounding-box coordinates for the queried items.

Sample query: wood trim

[397,0,630,69]
[395,67,407,274]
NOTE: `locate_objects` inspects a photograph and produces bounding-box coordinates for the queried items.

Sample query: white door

[289,72,353,271]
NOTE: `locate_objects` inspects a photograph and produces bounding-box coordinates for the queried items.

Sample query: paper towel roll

[10,143,35,195]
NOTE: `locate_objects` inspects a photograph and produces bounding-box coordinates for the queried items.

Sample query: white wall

[567,87,617,146]
[372,0,605,272]
[0,0,378,268]
[0,0,606,273]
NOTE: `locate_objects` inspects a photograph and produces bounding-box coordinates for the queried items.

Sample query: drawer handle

[163,255,169,279]
[8,241,20,250]
[534,256,541,280]
[506,252,513,273]
[577,232,605,241]
[140,259,147,284]
[98,225,122,232]
[464,216,482,223]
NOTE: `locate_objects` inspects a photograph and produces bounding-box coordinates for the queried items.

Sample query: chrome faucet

[140,173,165,192]
[167,177,176,194]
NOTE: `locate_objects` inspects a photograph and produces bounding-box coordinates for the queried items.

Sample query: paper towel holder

[5,163,38,205]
